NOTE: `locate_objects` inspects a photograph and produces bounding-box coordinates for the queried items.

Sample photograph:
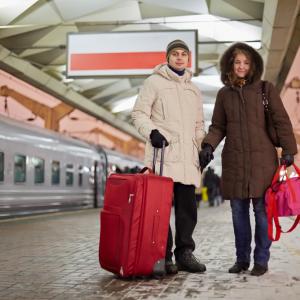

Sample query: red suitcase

[99,146,173,277]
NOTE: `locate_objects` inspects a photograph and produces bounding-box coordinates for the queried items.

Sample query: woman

[199,42,297,276]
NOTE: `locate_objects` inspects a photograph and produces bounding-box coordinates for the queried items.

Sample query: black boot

[228,262,250,273]
[250,263,268,276]
[165,260,178,275]
[176,249,206,273]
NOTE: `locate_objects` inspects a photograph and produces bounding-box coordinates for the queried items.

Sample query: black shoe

[250,263,268,276]
[165,260,178,275]
[228,262,250,273]
[176,249,206,273]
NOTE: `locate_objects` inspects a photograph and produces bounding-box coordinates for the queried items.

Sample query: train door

[94,147,108,208]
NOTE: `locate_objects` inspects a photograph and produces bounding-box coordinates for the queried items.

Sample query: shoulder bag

[261,81,280,147]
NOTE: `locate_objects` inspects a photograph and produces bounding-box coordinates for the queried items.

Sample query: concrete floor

[0,201,300,299]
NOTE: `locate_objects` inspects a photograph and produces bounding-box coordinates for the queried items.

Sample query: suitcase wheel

[152,259,166,278]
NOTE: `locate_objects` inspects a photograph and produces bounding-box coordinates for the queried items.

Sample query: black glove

[280,154,294,167]
[150,129,169,148]
[199,143,214,171]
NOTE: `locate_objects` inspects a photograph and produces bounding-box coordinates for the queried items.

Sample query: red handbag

[265,163,300,241]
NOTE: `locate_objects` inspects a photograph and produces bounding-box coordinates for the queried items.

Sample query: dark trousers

[166,182,197,261]
[230,198,272,267]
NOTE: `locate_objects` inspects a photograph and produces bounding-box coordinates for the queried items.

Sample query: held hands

[199,143,214,172]
[280,154,294,167]
[150,129,169,148]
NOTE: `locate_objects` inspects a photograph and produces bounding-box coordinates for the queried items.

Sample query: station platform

[1,202,300,300]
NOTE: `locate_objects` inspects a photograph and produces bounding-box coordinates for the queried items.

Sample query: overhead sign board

[67,30,198,77]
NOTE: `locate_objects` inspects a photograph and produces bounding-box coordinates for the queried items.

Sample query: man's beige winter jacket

[131,63,205,187]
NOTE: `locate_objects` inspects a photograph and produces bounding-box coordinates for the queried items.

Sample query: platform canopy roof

[0,0,299,172]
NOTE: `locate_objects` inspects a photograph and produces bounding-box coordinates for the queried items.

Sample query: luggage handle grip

[152,141,166,176]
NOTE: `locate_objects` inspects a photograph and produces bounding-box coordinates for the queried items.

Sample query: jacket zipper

[161,101,166,120]
[239,87,250,198]
[175,83,186,180]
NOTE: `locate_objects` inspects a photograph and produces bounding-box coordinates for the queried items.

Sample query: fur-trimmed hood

[220,42,264,86]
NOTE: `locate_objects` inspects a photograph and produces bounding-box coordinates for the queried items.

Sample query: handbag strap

[282,215,300,233]
[267,189,281,241]
[270,165,284,185]
[293,163,300,175]
[261,80,269,111]
[271,164,300,184]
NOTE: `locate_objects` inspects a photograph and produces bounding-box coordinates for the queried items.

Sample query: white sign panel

[67,30,198,77]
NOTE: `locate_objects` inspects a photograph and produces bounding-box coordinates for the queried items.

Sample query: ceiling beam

[277,11,300,90]
[262,0,300,83]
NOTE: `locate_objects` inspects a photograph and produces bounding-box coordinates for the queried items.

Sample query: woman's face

[233,53,250,78]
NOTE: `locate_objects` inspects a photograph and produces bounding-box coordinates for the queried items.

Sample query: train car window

[66,164,74,186]
[78,165,83,186]
[32,157,45,184]
[51,161,60,185]
[0,152,4,182]
[14,154,26,183]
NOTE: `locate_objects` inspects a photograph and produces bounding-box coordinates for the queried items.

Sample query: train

[0,115,143,219]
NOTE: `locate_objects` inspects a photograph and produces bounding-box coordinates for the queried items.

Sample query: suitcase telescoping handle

[152,140,166,176]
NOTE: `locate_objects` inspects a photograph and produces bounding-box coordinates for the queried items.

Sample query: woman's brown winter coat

[202,43,297,199]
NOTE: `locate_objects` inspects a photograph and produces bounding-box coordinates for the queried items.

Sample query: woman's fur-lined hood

[220,42,264,86]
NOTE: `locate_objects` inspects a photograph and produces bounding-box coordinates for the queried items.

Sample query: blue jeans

[230,198,272,267]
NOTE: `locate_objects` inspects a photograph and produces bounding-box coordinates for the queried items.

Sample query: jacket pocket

[99,210,123,272]
[160,135,180,162]
[159,87,179,121]
[160,99,167,120]
[152,98,166,120]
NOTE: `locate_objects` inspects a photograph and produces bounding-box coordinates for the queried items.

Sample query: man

[131,39,206,274]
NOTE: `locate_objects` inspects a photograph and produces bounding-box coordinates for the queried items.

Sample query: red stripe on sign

[70,52,192,70]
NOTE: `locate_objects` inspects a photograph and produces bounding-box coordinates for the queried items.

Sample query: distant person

[132,39,206,274]
[202,167,218,207]
[214,173,223,205]
[199,42,297,276]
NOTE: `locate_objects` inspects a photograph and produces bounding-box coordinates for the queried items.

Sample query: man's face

[168,48,189,71]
